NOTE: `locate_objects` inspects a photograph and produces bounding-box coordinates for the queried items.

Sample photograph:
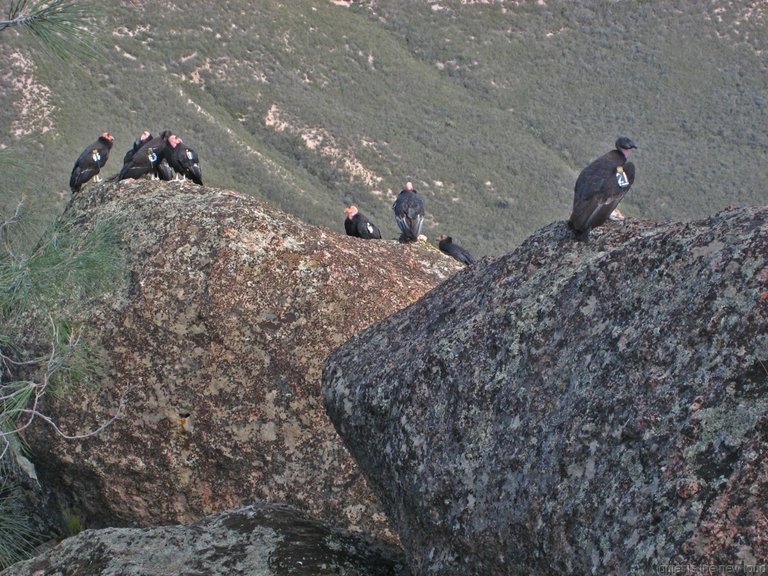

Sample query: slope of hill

[1,0,766,257]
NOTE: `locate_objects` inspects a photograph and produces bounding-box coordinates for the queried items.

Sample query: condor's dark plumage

[167,134,203,185]
[437,234,475,265]
[392,181,425,242]
[122,130,152,165]
[344,205,382,239]
[568,136,637,241]
[69,132,114,193]
[118,130,172,181]
[157,158,175,181]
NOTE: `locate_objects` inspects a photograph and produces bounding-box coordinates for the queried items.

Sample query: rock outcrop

[22,179,461,539]
[0,502,411,576]
[323,208,768,574]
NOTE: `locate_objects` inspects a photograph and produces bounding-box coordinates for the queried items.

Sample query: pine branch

[0,0,99,60]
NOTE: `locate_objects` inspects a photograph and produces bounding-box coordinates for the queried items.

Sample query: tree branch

[0,198,24,262]
[1,316,129,463]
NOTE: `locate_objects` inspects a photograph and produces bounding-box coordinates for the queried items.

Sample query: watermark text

[658,565,767,575]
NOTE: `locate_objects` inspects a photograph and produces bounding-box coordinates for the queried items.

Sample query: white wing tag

[615,166,630,188]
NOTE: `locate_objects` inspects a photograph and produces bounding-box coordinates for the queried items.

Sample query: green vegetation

[0,482,38,568]
[1,205,123,401]
[61,503,82,536]
[1,1,766,258]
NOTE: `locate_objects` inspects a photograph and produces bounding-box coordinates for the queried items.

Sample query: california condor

[568,136,637,241]
[167,134,203,185]
[344,205,382,239]
[122,130,152,165]
[437,234,475,265]
[392,181,425,242]
[69,132,114,193]
[118,130,172,181]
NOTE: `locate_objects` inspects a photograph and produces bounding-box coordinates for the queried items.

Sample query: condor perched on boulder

[344,205,382,239]
[167,134,203,185]
[568,136,637,241]
[437,234,475,266]
[69,132,114,193]
[392,181,425,242]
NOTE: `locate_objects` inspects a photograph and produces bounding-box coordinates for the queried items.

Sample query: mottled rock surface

[323,208,768,574]
[1,502,411,576]
[22,179,461,539]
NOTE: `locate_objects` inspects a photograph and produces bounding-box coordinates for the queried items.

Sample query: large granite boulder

[0,502,411,576]
[323,207,768,574]
[21,179,461,539]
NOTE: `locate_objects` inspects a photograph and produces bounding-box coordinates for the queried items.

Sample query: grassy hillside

[1,0,766,257]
